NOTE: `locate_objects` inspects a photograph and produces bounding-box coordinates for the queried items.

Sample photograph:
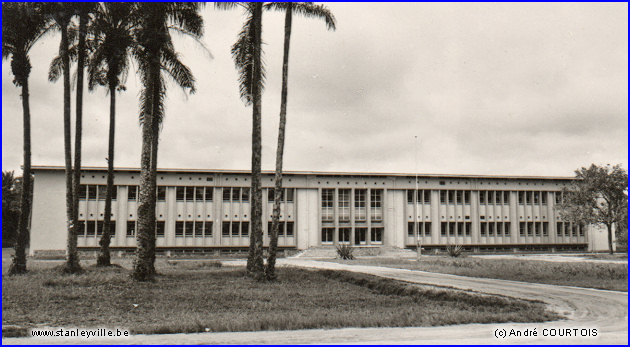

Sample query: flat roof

[30,165,575,181]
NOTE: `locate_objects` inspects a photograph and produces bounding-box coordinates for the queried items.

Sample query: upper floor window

[128,186,138,201]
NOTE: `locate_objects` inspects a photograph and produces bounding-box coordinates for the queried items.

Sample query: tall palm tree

[216,2,266,279]
[46,3,81,273]
[131,2,203,281]
[264,2,336,280]
[2,3,49,275]
[87,2,135,267]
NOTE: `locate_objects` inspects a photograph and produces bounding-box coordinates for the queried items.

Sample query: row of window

[407,222,432,237]
[556,222,585,237]
[517,191,548,205]
[440,222,473,236]
[322,189,383,222]
[406,190,559,206]
[78,185,118,201]
[321,227,383,244]
[77,220,166,238]
[480,222,512,236]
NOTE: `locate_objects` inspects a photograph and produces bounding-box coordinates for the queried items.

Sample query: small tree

[558,164,628,254]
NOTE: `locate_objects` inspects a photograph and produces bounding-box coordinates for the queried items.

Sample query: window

[223,188,231,201]
[556,222,563,237]
[479,191,486,204]
[449,222,455,236]
[371,227,383,243]
[456,191,463,204]
[185,187,195,202]
[571,224,577,237]
[241,188,249,202]
[464,191,471,204]
[194,222,203,237]
[205,222,213,237]
[555,192,562,204]
[541,192,547,205]
[322,189,334,221]
[185,221,194,237]
[321,228,334,244]
[440,191,446,204]
[339,228,351,244]
[97,186,107,201]
[441,222,447,236]
[518,191,524,205]
[424,222,431,236]
[543,222,548,236]
[77,220,86,237]
[407,190,414,204]
[85,221,95,236]
[495,191,502,204]
[285,189,294,202]
[534,191,540,204]
[222,222,230,237]
[338,189,350,222]
[79,185,88,200]
[156,221,165,237]
[108,221,116,237]
[355,227,367,245]
[268,189,283,202]
[519,222,526,236]
[496,222,503,236]
[457,222,464,236]
[564,223,570,237]
[126,221,135,237]
[424,190,431,204]
[535,222,541,236]
[504,222,510,236]
[465,222,471,236]
[503,191,509,205]
[355,189,367,221]
[488,191,495,204]
[488,222,494,236]
[480,222,486,236]
[527,222,533,236]
[88,186,97,200]
[195,187,204,201]
[370,189,383,222]
[232,187,241,202]
[176,187,185,201]
[286,222,294,236]
[526,191,532,204]
[578,224,584,236]
[157,186,167,201]
[239,221,248,237]
[418,222,424,236]
[205,187,214,201]
[278,222,285,236]
[96,221,104,236]
[128,186,138,201]
[447,190,454,204]
[408,222,415,236]
[176,221,184,237]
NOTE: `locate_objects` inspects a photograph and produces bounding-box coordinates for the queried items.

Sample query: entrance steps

[292,246,417,259]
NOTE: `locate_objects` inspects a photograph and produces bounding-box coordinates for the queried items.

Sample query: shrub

[336,244,355,260]
[446,244,463,258]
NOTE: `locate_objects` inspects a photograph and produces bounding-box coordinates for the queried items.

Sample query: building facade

[28,166,613,255]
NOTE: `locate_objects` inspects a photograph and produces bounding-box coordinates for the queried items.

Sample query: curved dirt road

[3,259,627,344]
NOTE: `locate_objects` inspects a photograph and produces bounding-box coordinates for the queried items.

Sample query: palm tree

[87,3,135,267]
[216,2,266,279]
[131,2,203,281]
[264,2,336,280]
[2,3,49,274]
[46,3,81,273]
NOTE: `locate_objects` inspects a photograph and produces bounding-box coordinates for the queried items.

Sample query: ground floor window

[371,227,383,244]
[339,228,351,244]
[321,227,334,244]
[355,227,367,245]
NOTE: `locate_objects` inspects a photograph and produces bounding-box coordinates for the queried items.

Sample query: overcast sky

[2,2,628,177]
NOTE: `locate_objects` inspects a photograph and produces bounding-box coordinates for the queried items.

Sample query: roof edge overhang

[29,165,575,181]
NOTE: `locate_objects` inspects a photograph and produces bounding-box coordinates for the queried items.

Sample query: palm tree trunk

[148,80,161,269]
[607,223,614,255]
[72,11,87,266]
[61,23,80,273]
[97,85,116,266]
[266,5,293,281]
[133,64,158,281]
[247,2,265,279]
[9,76,32,275]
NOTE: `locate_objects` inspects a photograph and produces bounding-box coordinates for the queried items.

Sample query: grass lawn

[333,256,628,291]
[2,259,559,337]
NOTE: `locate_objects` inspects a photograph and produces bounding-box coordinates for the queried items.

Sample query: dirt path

[3,259,627,344]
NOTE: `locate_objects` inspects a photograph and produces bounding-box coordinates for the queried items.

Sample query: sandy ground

[3,258,626,345]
